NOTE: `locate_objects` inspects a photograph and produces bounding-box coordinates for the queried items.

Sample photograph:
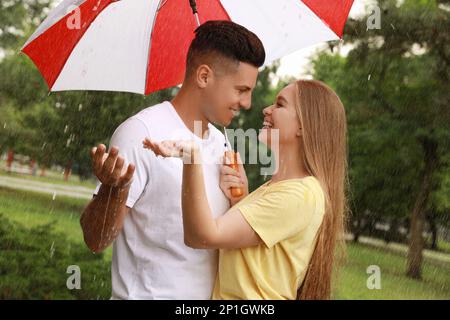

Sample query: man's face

[201,62,259,126]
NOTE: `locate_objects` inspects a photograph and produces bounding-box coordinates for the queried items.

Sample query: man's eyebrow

[236,85,252,91]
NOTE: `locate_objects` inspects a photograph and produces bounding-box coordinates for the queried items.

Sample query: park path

[0,175,94,200]
[354,235,450,267]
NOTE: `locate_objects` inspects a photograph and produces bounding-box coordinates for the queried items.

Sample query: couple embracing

[81,20,348,300]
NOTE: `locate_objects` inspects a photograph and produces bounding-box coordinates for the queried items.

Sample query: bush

[0,214,111,299]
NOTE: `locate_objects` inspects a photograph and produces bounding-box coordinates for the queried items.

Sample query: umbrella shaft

[194,13,200,27]
[189,0,200,26]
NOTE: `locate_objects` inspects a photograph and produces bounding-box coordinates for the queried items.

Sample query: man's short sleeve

[238,182,317,249]
[93,117,151,208]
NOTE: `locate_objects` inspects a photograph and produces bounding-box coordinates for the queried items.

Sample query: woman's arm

[143,138,262,250]
[182,155,262,249]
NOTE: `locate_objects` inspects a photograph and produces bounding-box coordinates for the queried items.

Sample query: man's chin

[214,118,232,127]
[224,118,233,127]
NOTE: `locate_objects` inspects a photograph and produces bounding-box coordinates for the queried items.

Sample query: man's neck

[171,86,209,139]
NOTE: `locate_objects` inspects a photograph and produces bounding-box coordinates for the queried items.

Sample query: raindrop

[64,125,69,133]
[3,123,6,128]
[55,102,61,108]
[368,74,371,81]
[52,192,56,200]
[49,241,55,258]
[78,104,83,111]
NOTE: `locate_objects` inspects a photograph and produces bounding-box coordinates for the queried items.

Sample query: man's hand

[220,151,248,205]
[91,144,135,188]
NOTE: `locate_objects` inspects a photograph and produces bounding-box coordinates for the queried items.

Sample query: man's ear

[196,64,213,89]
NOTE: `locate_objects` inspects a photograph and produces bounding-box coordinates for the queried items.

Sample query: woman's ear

[296,127,302,137]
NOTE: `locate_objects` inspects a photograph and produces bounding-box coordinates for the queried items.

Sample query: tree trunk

[407,137,438,279]
[352,218,361,243]
[353,232,360,243]
[428,214,438,250]
[63,161,72,181]
[29,158,37,176]
[6,149,14,173]
[387,218,399,244]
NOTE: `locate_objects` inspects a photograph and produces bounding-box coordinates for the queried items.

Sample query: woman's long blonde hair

[294,80,349,300]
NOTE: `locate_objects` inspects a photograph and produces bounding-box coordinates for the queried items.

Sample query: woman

[143,79,348,300]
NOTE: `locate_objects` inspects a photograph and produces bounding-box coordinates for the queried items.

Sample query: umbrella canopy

[21,0,354,95]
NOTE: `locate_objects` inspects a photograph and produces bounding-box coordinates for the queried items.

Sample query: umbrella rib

[144,0,165,95]
[157,0,169,12]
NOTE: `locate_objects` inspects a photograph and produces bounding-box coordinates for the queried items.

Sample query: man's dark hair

[185,20,265,78]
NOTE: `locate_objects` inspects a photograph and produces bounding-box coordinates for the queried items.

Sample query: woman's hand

[220,151,249,205]
[143,138,200,163]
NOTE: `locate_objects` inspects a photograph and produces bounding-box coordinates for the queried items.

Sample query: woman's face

[258,83,301,148]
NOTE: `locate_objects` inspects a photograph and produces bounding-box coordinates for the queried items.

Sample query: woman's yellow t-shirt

[212,176,325,300]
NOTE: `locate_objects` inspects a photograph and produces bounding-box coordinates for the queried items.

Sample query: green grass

[1,186,449,300]
[0,187,111,261]
[333,242,450,299]
[437,240,450,255]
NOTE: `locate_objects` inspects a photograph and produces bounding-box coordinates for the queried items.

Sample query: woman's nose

[263,105,273,116]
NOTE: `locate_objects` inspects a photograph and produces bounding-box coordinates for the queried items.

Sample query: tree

[0,0,53,52]
[313,0,450,279]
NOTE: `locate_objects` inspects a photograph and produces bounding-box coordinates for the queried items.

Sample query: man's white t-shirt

[93,101,230,299]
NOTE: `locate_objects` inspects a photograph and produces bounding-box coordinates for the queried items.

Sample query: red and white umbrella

[21,0,354,95]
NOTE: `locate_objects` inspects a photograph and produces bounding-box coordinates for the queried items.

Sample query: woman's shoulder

[265,176,321,191]
[265,176,325,208]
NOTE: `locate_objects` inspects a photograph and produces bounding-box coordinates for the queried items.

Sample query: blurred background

[0,0,449,299]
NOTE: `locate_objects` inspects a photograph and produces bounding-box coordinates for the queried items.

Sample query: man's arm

[80,144,135,253]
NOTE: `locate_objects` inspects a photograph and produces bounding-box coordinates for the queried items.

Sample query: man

[80,21,265,299]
